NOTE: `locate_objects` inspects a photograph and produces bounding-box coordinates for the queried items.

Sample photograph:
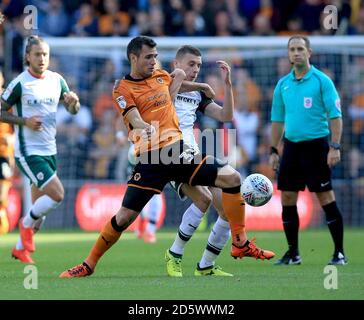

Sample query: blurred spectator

[294,0,326,33]
[234,68,263,112]
[98,0,130,36]
[214,10,233,36]
[56,103,92,179]
[348,76,364,178]
[251,13,275,35]
[233,90,260,178]
[164,0,186,35]
[128,11,151,36]
[278,15,309,36]
[225,0,249,35]
[85,109,119,179]
[148,6,165,36]
[349,4,364,34]
[254,123,276,181]
[92,81,115,123]
[71,3,98,37]
[39,0,71,36]
[176,10,207,36]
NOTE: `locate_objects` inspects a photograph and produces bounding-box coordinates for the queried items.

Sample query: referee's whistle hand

[269,153,280,171]
[327,149,341,168]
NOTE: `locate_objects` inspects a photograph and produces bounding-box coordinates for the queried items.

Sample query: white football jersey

[1,69,69,157]
[174,91,212,152]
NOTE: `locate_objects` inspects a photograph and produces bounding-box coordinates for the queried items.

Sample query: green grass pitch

[0,229,363,300]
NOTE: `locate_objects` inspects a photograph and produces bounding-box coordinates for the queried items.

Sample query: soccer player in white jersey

[0,36,80,263]
[166,45,249,276]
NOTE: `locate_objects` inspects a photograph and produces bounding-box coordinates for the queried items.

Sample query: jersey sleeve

[59,75,70,98]
[197,91,213,113]
[321,76,342,119]
[112,80,136,118]
[271,80,285,122]
[159,69,172,86]
[1,79,22,107]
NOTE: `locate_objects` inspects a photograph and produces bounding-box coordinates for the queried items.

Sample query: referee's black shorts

[122,140,225,212]
[278,136,333,193]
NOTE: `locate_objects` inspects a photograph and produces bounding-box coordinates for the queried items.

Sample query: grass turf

[0,229,363,300]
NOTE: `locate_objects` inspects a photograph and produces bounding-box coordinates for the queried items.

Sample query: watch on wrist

[270,146,279,155]
[329,142,341,150]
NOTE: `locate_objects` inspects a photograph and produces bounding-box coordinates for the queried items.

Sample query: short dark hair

[126,36,157,62]
[175,45,202,59]
[288,35,311,50]
[24,35,48,66]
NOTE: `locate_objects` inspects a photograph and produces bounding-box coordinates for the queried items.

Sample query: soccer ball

[241,174,273,207]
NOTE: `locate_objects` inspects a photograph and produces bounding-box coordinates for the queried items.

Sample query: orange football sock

[222,191,247,246]
[85,218,122,269]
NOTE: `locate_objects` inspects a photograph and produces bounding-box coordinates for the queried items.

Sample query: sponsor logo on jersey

[156,77,164,84]
[303,97,312,108]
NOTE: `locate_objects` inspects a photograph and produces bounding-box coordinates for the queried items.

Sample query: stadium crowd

[0,0,364,184]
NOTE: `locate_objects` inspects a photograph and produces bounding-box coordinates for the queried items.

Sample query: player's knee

[281,192,297,205]
[52,190,64,203]
[116,207,139,231]
[194,191,212,212]
[216,166,241,188]
[224,170,241,187]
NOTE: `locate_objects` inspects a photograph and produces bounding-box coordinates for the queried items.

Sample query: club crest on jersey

[303,97,312,108]
[156,77,164,84]
[116,96,127,110]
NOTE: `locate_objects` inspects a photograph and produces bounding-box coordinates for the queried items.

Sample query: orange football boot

[19,218,35,252]
[11,248,34,264]
[144,232,156,243]
[231,237,275,260]
[59,262,93,278]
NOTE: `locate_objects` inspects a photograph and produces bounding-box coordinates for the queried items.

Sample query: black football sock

[282,205,300,255]
[322,201,344,254]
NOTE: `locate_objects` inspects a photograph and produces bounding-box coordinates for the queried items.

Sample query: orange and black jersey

[112,69,182,155]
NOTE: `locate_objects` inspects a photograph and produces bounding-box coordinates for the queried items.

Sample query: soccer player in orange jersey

[60,36,275,278]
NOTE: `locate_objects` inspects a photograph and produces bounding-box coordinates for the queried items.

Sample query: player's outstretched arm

[169,68,186,101]
[125,108,155,140]
[203,60,234,122]
[179,81,215,99]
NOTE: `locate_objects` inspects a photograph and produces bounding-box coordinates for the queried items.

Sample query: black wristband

[270,146,279,155]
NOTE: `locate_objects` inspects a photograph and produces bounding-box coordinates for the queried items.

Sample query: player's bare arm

[328,117,342,167]
[125,107,156,140]
[169,68,186,101]
[203,60,234,122]
[62,91,80,115]
[0,98,42,130]
[179,81,215,99]
[269,121,285,171]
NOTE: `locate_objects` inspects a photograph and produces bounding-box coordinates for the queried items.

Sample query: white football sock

[15,237,24,250]
[170,203,204,256]
[145,195,162,235]
[199,216,230,268]
[22,195,61,228]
